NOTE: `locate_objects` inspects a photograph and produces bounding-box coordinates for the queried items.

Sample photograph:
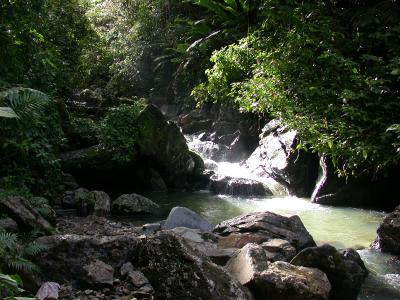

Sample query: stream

[142,134,400,299]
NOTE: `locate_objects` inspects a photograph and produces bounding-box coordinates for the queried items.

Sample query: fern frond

[22,241,47,257]
[7,258,40,274]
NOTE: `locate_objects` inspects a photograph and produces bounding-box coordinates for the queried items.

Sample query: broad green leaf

[0,107,18,118]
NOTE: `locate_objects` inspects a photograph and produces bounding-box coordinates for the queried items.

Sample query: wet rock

[246,119,319,197]
[92,191,110,217]
[371,206,400,254]
[291,244,368,300]
[0,196,54,235]
[83,260,114,287]
[0,217,19,232]
[142,223,161,235]
[112,193,159,215]
[214,211,316,251]
[36,282,60,300]
[261,238,297,262]
[181,119,213,134]
[210,175,271,197]
[225,243,269,285]
[250,261,331,300]
[312,156,399,210]
[162,206,213,231]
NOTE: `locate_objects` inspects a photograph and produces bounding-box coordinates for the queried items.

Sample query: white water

[184,133,400,299]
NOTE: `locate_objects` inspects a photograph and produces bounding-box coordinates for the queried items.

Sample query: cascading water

[184,133,400,300]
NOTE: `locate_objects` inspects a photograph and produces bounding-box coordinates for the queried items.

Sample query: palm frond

[0,87,50,122]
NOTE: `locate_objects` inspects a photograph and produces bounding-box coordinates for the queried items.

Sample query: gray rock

[252,261,331,300]
[120,262,134,277]
[0,196,54,235]
[112,193,159,215]
[246,119,319,197]
[214,211,316,251]
[210,175,271,197]
[62,187,89,209]
[35,282,60,300]
[0,217,19,232]
[83,260,114,287]
[260,238,297,262]
[291,244,368,300]
[225,243,269,285]
[170,227,235,266]
[371,206,400,255]
[163,207,213,231]
[142,223,161,235]
[92,191,110,217]
[37,232,252,299]
[128,270,149,288]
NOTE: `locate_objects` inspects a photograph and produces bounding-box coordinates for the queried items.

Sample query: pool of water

[138,190,399,300]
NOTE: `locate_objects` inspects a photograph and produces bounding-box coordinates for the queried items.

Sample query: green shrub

[194,0,400,175]
[98,103,145,162]
[67,117,99,149]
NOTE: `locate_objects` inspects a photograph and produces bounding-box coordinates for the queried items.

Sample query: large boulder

[260,239,297,262]
[112,193,159,215]
[136,105,203,188]
[371,206,400,254]
[246,120,319,197]
[36,232,252,299]
[311,156,399,210]
[291,244,368,300]
[250,261,331,300]
[92,191,111,217]
[60,105,205,194]
[210,175,271,197]
[0,196,54,235]
[225,243,269,285]
[162,206,213,231]
[213,211,316,251]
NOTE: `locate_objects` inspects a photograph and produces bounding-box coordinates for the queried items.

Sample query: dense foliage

[193,0,400,174]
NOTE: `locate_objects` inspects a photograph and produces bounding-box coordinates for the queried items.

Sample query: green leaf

[0,107,18,118]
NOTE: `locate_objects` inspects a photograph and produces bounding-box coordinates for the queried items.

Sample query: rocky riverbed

[29,206,373,300]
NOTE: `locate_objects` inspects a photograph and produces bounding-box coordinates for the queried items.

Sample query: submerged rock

[251,261,331,300]
[371,206,400,254]
[0,196,54,235]
[214,211,316,251]
[162,206,213,231]
[112,193,159,215]
[291,244,368,300]
[210,175,271,197]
